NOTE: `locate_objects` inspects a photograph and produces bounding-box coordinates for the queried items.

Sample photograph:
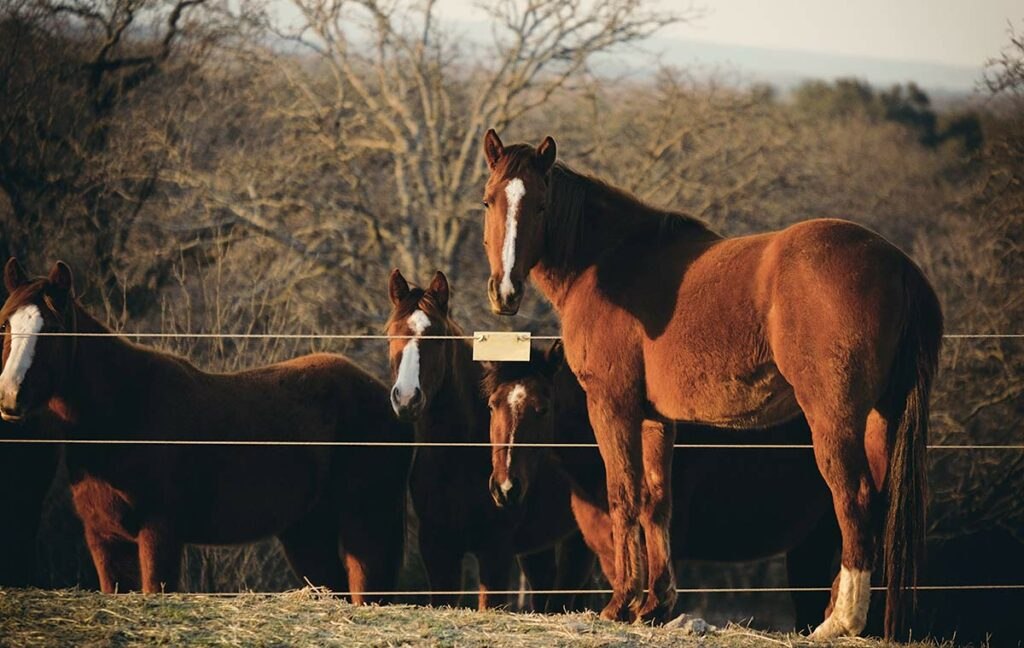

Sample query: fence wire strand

[6,332,1022,340]
[0,439,1020,449]
[102,584,1024,597]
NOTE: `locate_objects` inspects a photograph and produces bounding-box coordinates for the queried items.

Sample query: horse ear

[428,270,449,313]
[48,261,75,297]
[535,136,556,174]
[388,268,410,306]
[4,258,28,294]
[543,340,565,376]
[483,128,504,169]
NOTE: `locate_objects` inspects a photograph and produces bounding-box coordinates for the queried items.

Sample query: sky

[658,0,1019,69]
[433,0,1022,92]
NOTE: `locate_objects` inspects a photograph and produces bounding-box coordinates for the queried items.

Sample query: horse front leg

[477,545,515,610]
[638,419,677,623]
[551,530,597,612]
[518,548,557,612]
[587,392,646,622]
[419,529,465,608]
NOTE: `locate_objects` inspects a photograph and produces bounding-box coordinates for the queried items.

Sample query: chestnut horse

[483,342,841,631]
[385,269,593,612]
[0,259,411,598]
[0,272,61,588]
[480,130,942,638]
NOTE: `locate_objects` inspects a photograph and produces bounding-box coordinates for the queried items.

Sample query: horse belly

[179,447,331,544]
[646,358,800,428]
[675,447,832,561]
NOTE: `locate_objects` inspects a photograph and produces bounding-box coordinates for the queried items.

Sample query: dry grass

[0,587,954,648]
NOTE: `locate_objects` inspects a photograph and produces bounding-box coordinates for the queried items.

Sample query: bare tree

[0,0,211,318]
[200,0,692,280]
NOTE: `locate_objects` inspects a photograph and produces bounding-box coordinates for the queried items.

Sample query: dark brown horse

[480,130,942,638]
[385,269,593,612]
[0,417,60,586]
[483,342,840,631]
[0,259,411,598]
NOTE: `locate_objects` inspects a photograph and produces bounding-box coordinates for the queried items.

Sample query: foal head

[481,129,557,315]
[0,259,76,422]
[482,342,563,508]
[385,269,451,422]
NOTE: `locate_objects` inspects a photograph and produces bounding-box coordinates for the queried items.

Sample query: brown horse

[483,342,840,631]
[385,269,593,612]
[0,272,62,588]
[480,130,942,638]
[0,258,411,598]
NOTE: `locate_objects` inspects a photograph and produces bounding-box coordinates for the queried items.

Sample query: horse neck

[417,326,486,443]
[532,165,718,310]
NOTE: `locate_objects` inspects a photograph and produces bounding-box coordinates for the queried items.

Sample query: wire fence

[0,439,1021,449]
[2,328,1021,597]
[0,329,1020,451]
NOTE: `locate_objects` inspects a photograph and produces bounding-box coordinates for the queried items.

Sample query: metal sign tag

[472,331,532,362]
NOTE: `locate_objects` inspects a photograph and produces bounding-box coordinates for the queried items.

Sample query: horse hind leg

[278,507,348,594]
[786,507,841,632]
[137,520,182,593]
[84,528,140,593]
[806,409,886,640]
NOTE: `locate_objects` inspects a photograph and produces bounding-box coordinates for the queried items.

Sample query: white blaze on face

[503,383,527,472]
[393,309,431,408]
[500,178,526,301]
[809,566,871,639]
[0,305,44,403]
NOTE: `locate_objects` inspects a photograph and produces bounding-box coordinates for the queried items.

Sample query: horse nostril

[409,387,422,406]
[489,478,507,507]
[0,402,23,421]
[391,386,400,403]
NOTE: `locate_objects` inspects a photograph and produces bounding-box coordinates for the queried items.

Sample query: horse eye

[482,201,490,208]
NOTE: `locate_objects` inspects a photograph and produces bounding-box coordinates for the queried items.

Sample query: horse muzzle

[489,475,523,509]
[0,387,26,423]
[487,276,523,316]
[390,386,424,422]
[0,403,26,423]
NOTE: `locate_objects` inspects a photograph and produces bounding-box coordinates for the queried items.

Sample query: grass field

[0,587,952,648]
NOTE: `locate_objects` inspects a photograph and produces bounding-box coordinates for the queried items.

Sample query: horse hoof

[808,616,851,641]
[600,595,640,623]
[638,592,677,625]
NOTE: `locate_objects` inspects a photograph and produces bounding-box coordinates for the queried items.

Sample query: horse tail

[882,265,942,638]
